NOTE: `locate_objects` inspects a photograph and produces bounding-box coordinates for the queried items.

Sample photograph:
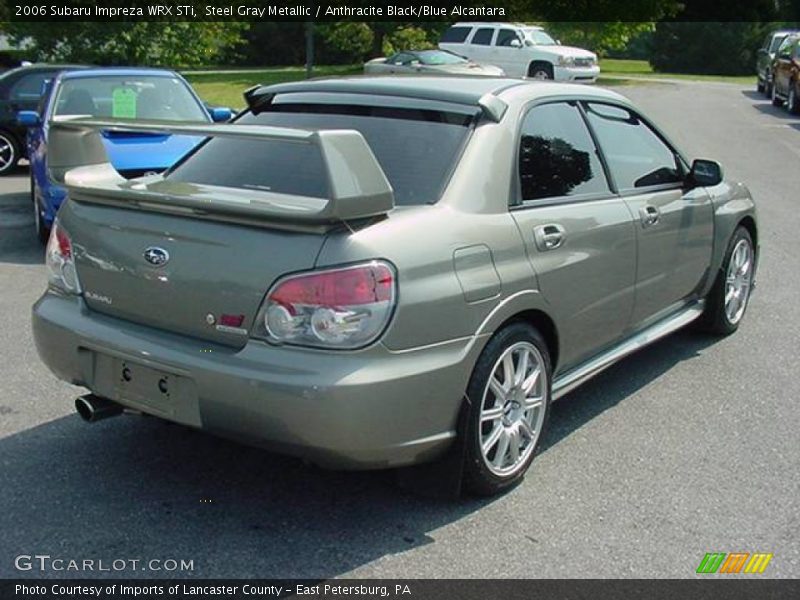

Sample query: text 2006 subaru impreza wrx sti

[32,77,758,496]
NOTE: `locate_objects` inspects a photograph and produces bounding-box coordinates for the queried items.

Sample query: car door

[773,37,794,96]
[466,26,496,65]
[583,102,714,330]
[491,28,524,76]
[509,101,637,372]
[28,78,55,194]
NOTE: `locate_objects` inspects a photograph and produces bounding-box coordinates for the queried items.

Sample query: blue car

[18,67,231,242]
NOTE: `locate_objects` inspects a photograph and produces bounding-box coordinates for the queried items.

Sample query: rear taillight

[46,221,81,294]
[253,261,396,349]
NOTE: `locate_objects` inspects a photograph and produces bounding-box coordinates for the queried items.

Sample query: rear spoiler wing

[47,119,395,224]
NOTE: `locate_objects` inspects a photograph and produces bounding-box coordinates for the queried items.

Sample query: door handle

[639,205,660,228]
[533,224,566,251]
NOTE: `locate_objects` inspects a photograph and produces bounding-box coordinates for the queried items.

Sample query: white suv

[439,23,600,82]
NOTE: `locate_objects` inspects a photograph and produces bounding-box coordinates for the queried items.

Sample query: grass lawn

[183,59,753,109]
[183,65,361,109]
[600,59,754,85]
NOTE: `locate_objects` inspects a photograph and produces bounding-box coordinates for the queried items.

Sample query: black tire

[0,130,20,176]
[771,83,783,107]
[528,62,554,80]
[788,82,800,115]
[33,189,50,245]
[699,227,754,336]
[462,322,552,497]
[756,79,764,94]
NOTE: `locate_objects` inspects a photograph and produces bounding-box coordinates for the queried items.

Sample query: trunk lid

[59,199,326,348]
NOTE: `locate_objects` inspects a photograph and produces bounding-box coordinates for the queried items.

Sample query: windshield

[770,34,788,53]
[415,50,468,66]
[53,75,207,122]
[167,104,473,205]
[524,28,557,46]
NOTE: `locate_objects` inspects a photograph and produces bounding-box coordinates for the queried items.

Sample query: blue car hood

[100,131,203,173]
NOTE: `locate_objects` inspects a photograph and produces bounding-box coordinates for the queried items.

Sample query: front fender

[702,180,758,296]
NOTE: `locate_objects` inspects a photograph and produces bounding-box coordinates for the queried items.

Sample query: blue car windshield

[52,76,207,122]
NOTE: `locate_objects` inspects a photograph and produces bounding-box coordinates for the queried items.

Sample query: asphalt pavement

[0,80,798,579]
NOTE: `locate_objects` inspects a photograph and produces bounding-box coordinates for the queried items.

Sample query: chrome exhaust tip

[75,394,123,423]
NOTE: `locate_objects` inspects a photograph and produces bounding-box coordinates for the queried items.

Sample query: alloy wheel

[0,133,16,174]
[479,341,547,477]
[724,238,753,325]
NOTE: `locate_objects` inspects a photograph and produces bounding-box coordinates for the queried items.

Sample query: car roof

[249,76,627,116]
[451,22,544,30]
[0,64,88,78]
[60,67,180,80]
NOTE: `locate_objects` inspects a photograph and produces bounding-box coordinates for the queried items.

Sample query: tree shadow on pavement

[0,329,718,579]
[741,89,799,121]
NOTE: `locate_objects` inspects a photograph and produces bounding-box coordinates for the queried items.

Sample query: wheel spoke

[488,375,506,401]
[515,350,529,387]
[508,429,520,463]
[482,425,503,454]
[481,405,504,423]
[524,395,544,411]
[522,366,541,394]
[502,353,514,388]
[492,431,510,468]
[519,419,535,440]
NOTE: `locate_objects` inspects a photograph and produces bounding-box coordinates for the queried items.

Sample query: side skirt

[552,301,705,401]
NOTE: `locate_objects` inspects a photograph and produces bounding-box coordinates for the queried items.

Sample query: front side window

[495,29,520,47]
[388,53,413,65]
[9,72,53,101]
[518,102,609,202]
[777,37,794,58]
[471,28,495,46]
[584,103,683,190]
[52,75,207,121]
[770,34,788,53]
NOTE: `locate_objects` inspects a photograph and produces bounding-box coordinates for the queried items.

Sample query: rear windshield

[167,104,473,205]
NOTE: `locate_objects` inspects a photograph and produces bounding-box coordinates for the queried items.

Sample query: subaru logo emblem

[143,247,169,267]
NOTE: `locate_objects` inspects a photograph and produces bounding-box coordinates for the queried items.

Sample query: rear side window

[168,104,473,206]
[471,28,495,45]
[441,26,471,43]
[584,103,683,190]
[518,102,609,202]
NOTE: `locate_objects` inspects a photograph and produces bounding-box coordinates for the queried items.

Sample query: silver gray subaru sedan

[32,77,757,496]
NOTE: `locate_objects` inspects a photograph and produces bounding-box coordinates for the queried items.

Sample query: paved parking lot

[0,80,798,579]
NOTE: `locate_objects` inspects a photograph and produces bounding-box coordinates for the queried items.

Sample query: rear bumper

[32,292,485,469]
[554,65,600,83]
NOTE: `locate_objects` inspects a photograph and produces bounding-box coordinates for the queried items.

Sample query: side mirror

[17,110,41,127]
[556,39,562,45]
[688,159,723,187]
[209,107,233,122]
[510,39,522,48]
